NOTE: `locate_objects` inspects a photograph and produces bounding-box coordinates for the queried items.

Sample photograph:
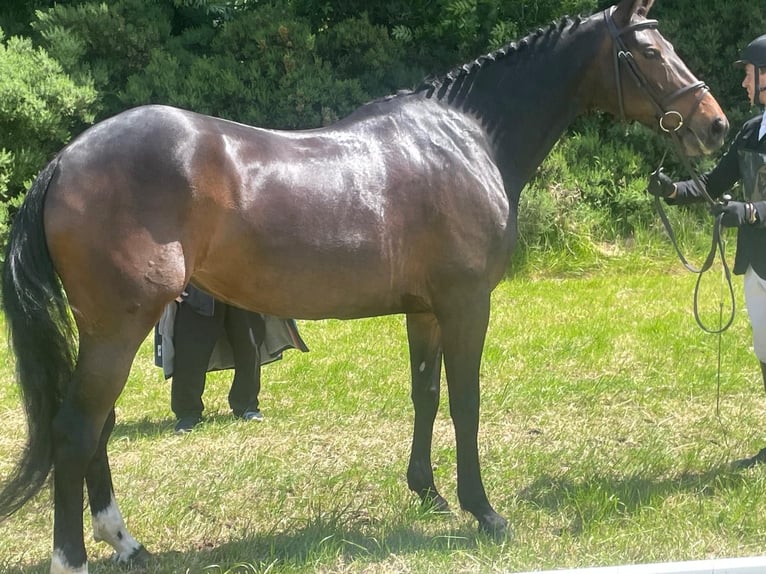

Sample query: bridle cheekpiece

[605,6,708,134]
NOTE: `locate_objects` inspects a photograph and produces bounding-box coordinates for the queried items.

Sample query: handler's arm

[668,128,746,205]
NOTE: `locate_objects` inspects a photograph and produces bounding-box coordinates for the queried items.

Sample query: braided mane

[415,15,584,101]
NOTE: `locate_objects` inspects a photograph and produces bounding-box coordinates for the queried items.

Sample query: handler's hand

[647,168,675,198]
[710,201,749,227]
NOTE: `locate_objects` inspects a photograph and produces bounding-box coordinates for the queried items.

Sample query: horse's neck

[456,17,606,203]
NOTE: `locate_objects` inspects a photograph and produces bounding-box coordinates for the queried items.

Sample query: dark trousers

[171,301,266,420]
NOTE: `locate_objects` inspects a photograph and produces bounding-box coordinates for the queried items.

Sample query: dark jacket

[154,284,309,377]
[671,114,766,276]
[180,283,216,315]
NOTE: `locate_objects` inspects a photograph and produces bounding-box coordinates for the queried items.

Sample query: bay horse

[0,0,727,572]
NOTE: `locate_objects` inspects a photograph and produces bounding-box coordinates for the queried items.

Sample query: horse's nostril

[712,116,729,137]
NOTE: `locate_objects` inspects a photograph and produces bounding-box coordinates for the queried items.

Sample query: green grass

[1,248,766,573]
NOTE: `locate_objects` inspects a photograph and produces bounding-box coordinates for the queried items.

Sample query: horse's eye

[644,47,660,59]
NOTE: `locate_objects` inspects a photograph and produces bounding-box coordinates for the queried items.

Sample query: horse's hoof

[131,546,152,566]
[417,487,451,514]
[424,494,451,514]
[731,446,766,470]
[113,545,152,567]
[478,515,512,542]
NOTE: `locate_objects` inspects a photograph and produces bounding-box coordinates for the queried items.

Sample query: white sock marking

[91,494,142,562]
[50,549,88,574]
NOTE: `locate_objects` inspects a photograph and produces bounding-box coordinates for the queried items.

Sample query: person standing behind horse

[155,284,308,433]
[648,34,766,467]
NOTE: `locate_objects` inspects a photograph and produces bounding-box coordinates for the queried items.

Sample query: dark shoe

[174,416,201,434]
[237,409,264,422]
[732,447,766,470]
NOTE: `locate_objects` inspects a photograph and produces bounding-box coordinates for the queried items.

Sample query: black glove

[710,200,751,227]
[647,168,675,198]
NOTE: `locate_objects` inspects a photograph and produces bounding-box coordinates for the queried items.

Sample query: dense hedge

[0,0,763,252]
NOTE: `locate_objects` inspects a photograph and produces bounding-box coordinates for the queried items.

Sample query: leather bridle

[605,6,709,137]
[607,7,734,335]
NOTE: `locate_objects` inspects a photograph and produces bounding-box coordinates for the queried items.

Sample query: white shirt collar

[759,112,766,140]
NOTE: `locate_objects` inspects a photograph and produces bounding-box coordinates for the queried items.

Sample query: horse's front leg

[405,312,449,512]
[437,292,508,539]
[86,409,149,565]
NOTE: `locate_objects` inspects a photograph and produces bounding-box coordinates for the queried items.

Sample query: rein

[606,7,736,335]
[652,156,735,335]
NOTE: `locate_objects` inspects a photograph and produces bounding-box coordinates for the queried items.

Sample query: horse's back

[43,102,514,324]
[187,99,513,317]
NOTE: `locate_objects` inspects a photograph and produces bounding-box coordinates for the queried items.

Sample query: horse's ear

[612,0,655,26]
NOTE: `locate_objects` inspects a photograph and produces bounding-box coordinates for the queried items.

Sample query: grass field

[1,250,766,573]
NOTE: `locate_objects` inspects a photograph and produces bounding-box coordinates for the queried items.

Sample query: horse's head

[590,0,728,156]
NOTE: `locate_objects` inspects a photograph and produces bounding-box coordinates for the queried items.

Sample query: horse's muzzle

[685,113,729,157]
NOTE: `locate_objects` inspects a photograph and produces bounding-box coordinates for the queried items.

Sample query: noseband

[606,6,708,133]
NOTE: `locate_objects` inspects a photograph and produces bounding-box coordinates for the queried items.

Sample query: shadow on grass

[110,412,254,440]
[517,462,750,535]
[111,416,173,439]
[7,512,483,574]
[10,462,758,572]
[159,519,479,572]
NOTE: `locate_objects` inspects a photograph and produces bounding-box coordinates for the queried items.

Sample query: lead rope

[716,267,726,420]
[652,138,736,423]
[652,145,736,334]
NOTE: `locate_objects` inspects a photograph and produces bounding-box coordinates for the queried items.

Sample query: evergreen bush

[0,27,96,244]
[0,0,758,268]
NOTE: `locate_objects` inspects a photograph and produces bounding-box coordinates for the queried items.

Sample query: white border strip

[513,556,766,574]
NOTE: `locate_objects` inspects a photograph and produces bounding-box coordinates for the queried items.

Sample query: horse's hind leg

[86,408,149,565]
[405,312,449,512]
[437,291,507,539]
[51,333,147,574]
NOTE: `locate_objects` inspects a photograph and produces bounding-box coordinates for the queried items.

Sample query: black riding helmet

[736,34,766,104]
[736,34,766,68]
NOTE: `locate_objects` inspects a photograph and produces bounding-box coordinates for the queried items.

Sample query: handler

[648,34,766,467]
[155,284,308,433]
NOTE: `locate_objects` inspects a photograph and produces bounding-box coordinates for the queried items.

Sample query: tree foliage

[652,0,766,128]
[0,26,96,243]
[0,0,762,251]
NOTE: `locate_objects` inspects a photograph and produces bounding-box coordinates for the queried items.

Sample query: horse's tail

[0,157,76,519]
